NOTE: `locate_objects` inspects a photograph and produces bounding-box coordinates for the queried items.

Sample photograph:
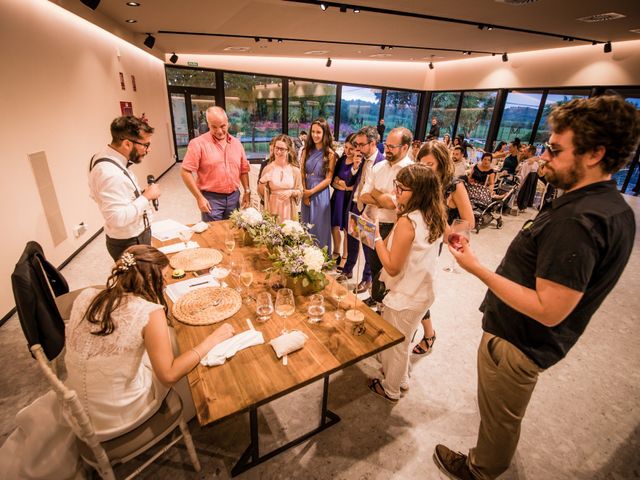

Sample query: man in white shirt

[89,116,160,260]
[452,146,467,178]
[360,127,414,302]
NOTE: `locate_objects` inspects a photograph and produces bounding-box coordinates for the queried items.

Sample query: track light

[429,62,434,70]
[143,33,155,49]
[267,38,273,42]
[169,53,178,64]
[320,3,327,11]
[354,8,360,13]
[254,37,260,42]
[80,0,100,10]
[381,45,386,50]
[340,6,347,12]
[604,41,612,53]
[326,57,332,67]
[478,24,485,30]
[502,52,508,62]
[462,51,471,55]
[277,39,283,43]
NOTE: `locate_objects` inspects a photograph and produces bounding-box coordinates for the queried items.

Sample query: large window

[166,67,216,88]
[426,92,461,139]
[288,80,336,137]
[496,91,543,145]
[224,73,283,158]
[533,91,589,144]
[339,85,382,141]
[457,91,497,148]
[384,90,420,137]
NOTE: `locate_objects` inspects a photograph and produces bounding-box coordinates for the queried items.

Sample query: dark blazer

[11,241,69,360]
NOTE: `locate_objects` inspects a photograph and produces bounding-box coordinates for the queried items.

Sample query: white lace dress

[0,288,168,479]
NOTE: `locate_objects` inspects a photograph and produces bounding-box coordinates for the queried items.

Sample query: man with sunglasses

[434,95,639,479]
[89,115,159,260]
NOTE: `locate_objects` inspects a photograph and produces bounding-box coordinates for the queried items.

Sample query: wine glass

[275,288,295,334]
[224,230,236,255]
[209,261,230,287]
[255,292,274,323]
[230,255,243,292]
[178,228,193,248]
[307,294,325,324]
[443,219,471,273]
[333,274,348,320]
[240,263,254,303]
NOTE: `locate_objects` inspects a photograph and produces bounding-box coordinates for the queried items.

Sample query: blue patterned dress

[301,148,332,251]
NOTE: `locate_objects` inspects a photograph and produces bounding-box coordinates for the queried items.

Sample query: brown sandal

[412,332,436,355]
[367,378,398,403]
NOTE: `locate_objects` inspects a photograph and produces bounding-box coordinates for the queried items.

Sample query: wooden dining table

[157,220,404,476]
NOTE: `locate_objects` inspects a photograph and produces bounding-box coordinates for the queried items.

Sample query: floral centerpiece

[269,243,333,296]
[229,207,264,245]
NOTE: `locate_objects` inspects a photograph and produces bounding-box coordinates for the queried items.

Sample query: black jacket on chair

[11,241,69,360]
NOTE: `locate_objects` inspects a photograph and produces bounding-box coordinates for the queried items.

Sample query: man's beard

[545,158,584,190]
[128,149,143,165]
[385,150,403,163]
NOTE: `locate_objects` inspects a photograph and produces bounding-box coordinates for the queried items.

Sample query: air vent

[223,46,250,52]
[494,0,539,5]
[577,12,626,23]
[629,28,640,34]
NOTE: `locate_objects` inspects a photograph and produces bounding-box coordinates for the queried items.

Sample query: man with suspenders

[89,116,159,261]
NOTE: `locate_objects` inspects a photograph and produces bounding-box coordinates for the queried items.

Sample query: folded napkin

[201,329,265,366]
[269,330,308,359]
[158,241,199,255]
[191,221,209,233]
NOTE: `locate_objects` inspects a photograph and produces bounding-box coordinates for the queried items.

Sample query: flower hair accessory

[118,252,137,272]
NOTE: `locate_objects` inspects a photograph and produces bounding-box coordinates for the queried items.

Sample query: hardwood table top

[157,220,404,426]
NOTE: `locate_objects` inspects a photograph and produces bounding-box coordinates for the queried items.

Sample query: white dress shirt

[351,150,377,211]
[88,146,152,239]
[361,155,413,223]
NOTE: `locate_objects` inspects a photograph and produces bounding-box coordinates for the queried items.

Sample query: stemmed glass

[333,274,348,320]
[443,219,471,273]
[239,262,254,303]
[255,292,274,323]
[178,228,193,248]
[275,288,295,334]
[230,255,243,292]
[209,260,230,288]
[224,230,236,255]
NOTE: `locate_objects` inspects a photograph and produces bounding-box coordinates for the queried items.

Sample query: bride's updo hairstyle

[84,245,169,335]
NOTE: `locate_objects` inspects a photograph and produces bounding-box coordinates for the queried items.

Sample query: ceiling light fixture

[380,45,386,50]
[326,57,332,67]
[125,19,137,23]
[604,41,612,53]
[354,8,360,13]
[80,0,100,10]
[254,37,260,42]
[340,6,347,12]
[277,39,283,43]
[429,62,434,69]
[143,33,155,49]
[126,2,141,6]
[320,3,327,10]
[169,53,178,64]
[502,52,508,62]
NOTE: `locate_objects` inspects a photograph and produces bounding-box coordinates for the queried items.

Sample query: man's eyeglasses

[544,142,563,158]
[384,143,403,150]
[353,142,371,148]
[393,179,412,193]
[127,138,151,150]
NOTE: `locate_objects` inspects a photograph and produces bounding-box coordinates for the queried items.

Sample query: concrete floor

[1,164,639,479]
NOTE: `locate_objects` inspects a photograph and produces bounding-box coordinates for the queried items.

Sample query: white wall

[0,0,175,317]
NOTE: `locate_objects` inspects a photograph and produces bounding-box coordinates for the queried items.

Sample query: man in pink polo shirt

[181,106,251,221]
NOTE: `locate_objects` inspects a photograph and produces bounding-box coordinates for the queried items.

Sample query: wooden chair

[30,344,201,480]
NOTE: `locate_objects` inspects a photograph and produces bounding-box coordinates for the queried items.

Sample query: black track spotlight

[604,41,612,53]
[502,52,508,62]
[277,38,283,43]
[80,0,100,10]
[353,8,360,13]
[478,24,485,31]
[254,37,260,42]
[320,3,327,11]
[169,53,178,64]
[381,45,386,50]
[143,33,155,49]
[429,62,434,70]
[326,57,332,67]
[340,6,347,12]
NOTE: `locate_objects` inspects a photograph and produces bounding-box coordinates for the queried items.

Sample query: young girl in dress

[368,164,447,402]
[0,246,234,478]
[301,118,336,250]
[330,133,357,265]
[258,134,303,222]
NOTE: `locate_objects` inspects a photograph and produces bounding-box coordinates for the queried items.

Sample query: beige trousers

[468,332,543,479]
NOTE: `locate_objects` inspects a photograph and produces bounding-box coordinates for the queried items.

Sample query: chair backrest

[30,344,116,480]
[12,241,69,360]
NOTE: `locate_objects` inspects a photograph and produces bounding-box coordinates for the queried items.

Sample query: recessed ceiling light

[304,50,329,55]
[577,12,626,23]
[369,53,392,58]
[223,46,251,52]
[125,19,137,23]
[629,28,640,34]
[126,2,141,6]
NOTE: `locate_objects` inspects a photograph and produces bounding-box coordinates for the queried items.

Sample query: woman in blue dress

[330,133,357,266]
[301,118,336,251]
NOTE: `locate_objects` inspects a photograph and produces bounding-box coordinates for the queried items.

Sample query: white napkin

[158,241,199,255]
[191,221,209,233]
[269,330,308,359]
[201,329,265,366]
[164,275,219,303]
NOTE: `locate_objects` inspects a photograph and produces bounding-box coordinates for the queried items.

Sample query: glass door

[170,93,189,160]
[191,95,216,138]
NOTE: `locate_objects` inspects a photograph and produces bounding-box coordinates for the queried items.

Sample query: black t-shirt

[481,180,635,369]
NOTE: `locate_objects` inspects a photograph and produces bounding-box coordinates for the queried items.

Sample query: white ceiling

[76,0,640,62]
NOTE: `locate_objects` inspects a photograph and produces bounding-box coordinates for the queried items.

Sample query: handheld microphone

[146,175,159,211]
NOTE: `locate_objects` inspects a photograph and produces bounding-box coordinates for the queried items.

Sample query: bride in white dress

[0,245,234,479]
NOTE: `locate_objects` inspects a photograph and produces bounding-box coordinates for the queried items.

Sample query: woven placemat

[172,287,242,325]
[170,248,223,271]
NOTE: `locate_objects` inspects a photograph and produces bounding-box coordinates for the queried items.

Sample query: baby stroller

[465,175,520,233]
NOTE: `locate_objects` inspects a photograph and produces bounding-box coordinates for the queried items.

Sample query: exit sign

[187,61,198,67]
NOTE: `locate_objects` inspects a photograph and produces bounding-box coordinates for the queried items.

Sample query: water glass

[255,292,274,323]
[275,288,295,333]
[307,294,325,324]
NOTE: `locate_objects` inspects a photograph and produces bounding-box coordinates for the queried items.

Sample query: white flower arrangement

[239,207,263,226]
[281,219,304,236]
[302,245,326,272]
